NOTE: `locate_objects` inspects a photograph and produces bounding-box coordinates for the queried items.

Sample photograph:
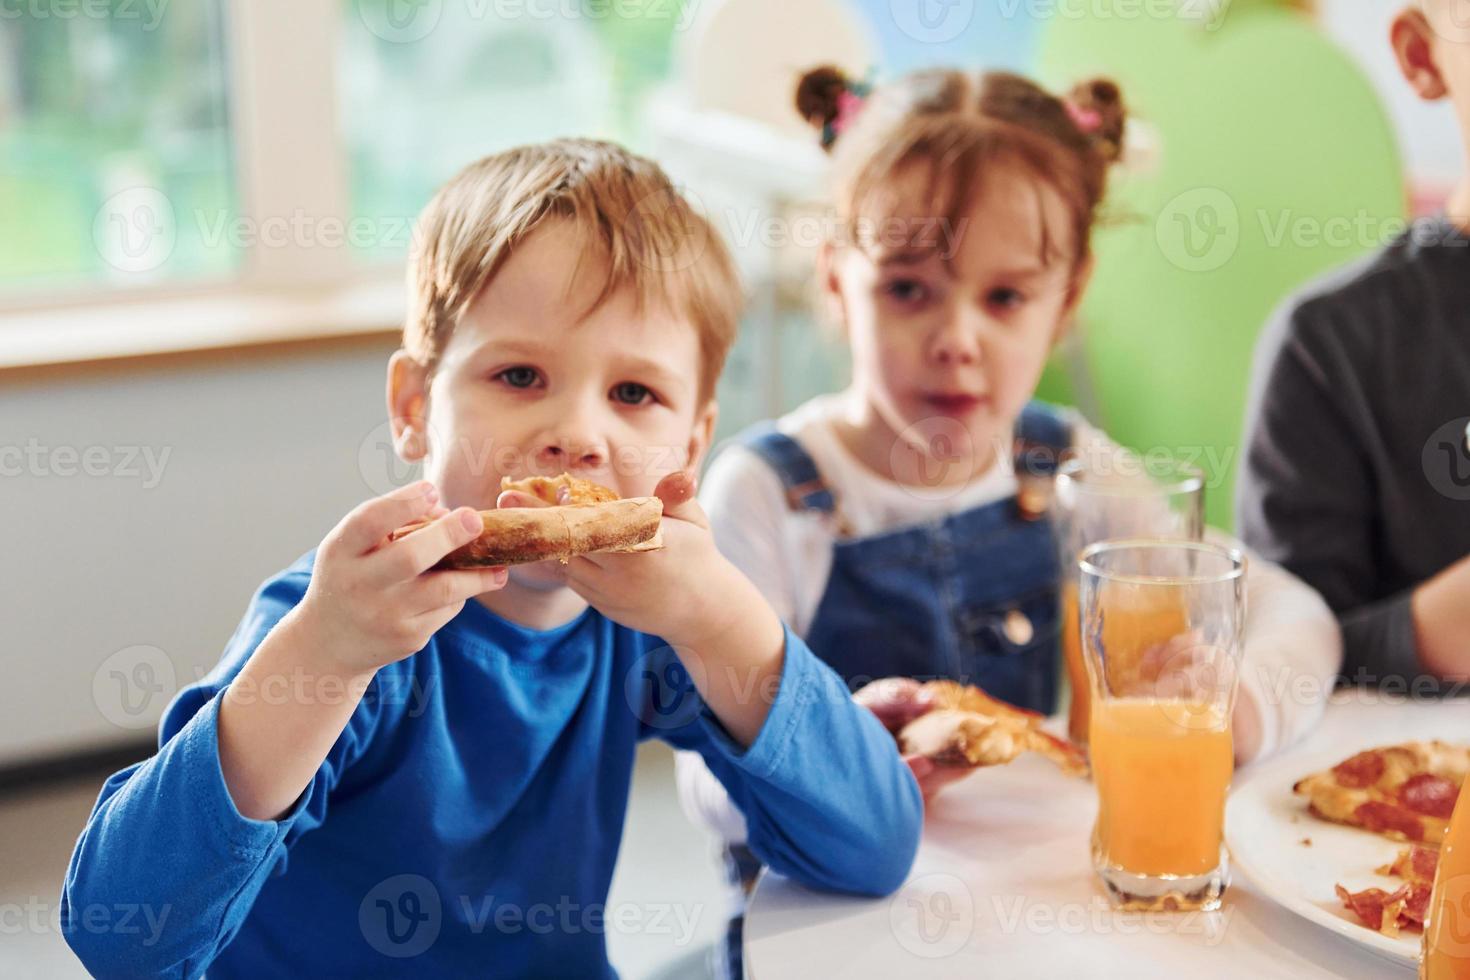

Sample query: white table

[745,697,1466,978]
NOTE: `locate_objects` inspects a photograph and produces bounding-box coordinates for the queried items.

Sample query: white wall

[0,338,405,765]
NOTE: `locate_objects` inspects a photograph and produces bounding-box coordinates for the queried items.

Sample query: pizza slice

[388,473,663,568]
[1294,741,1469,845]
[853,677,1088,777]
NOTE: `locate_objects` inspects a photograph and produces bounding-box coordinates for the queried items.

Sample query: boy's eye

[881,278,931,306]
[495,366,541,389]
[611,382,654,406]
[988,287,1026,311]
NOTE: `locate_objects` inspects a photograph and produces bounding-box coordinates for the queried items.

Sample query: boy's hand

[296,480,509,677]
[500,470,786,746]
[219,480,507,821]
[556,471,754,648]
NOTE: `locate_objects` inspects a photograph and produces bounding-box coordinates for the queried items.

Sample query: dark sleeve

[1235,296,1422,684]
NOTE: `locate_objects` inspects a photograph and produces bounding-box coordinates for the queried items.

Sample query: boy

[1238,1,1470,689]
[61,140,922,977]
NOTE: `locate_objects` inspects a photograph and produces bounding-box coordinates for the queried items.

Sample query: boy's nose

[537,440,606,474]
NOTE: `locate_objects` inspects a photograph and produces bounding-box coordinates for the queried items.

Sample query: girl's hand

[856,680,973,803]
[852,676,936,735]
[904,753,975,803]
[295,481,509,677]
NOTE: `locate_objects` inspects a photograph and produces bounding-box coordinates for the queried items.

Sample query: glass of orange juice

[1080,539,1244,912]
[1055,455,1203,745]
[1421,782,1470,979]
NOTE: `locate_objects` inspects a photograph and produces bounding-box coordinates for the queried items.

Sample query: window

[338,0,687,261]
[0,1,236,291]
[0,0,696,304]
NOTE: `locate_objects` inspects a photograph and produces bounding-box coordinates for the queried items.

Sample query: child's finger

[903,753,934,783]
[336,481,439,557]
[562,558,613,605]
[403,570,507,635]
[855,678,930,734]
[919,764,974,800]
[652,470,708,530]
[903,753,972,801]
[496,489,554,509]
[407,566,509,616]
[562,555,603,587]
[372,507,487,582]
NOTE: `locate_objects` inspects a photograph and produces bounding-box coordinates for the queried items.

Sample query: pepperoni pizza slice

[1294,742,1469,845]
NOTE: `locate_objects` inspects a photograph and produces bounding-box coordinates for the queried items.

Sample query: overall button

[1002,608,1034,647]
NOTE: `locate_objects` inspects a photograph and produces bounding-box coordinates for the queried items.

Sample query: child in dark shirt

[1238,0,1470,688]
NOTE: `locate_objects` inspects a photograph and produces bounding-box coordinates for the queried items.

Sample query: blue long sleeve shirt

[60,550,922,978]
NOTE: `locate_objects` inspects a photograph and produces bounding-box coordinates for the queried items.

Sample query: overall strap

[1012,401,1076,519]
[1013,400,1074,476]
[736,423,838,515]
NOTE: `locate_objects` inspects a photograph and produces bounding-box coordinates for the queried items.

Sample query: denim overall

[713,401,1072,978]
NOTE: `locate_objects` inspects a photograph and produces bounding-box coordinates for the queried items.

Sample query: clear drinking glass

[1054,455,1204,745]
[1080,540,1245,912]
[1420,785,1470,978]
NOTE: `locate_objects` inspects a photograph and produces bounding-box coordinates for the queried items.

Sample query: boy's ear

[1391,9,1450,100]
[387,349,431,463]
[686,399,720,474]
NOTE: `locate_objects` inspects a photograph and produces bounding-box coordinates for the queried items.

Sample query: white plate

[1227,738,1435,969]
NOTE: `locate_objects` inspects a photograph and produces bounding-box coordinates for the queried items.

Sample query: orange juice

[1090,698,1233,877]
[1063,583,1190,745]
[1061,582,1089,743]
[1422,784,1470,979]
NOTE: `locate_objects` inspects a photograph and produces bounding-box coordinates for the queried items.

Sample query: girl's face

[826,163,1087,482]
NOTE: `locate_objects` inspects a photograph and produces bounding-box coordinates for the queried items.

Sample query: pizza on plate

[1293,741,1469,845]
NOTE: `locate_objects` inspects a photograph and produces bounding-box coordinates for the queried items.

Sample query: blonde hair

[403,138,743,404]
[796,67,1127,268]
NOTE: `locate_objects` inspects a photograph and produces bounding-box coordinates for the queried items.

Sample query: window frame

[0,0,406,373]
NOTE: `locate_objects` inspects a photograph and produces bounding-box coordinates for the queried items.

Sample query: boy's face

[826,162,1083,479]
[391,219,717,589]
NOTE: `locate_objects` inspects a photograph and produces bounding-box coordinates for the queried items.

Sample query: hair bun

[1067,78,1127,164]
[795,65,851,140]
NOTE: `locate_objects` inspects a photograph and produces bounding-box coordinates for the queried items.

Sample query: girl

[679,64,1342,976]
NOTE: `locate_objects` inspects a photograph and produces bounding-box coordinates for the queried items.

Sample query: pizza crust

[388,475,664,568]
